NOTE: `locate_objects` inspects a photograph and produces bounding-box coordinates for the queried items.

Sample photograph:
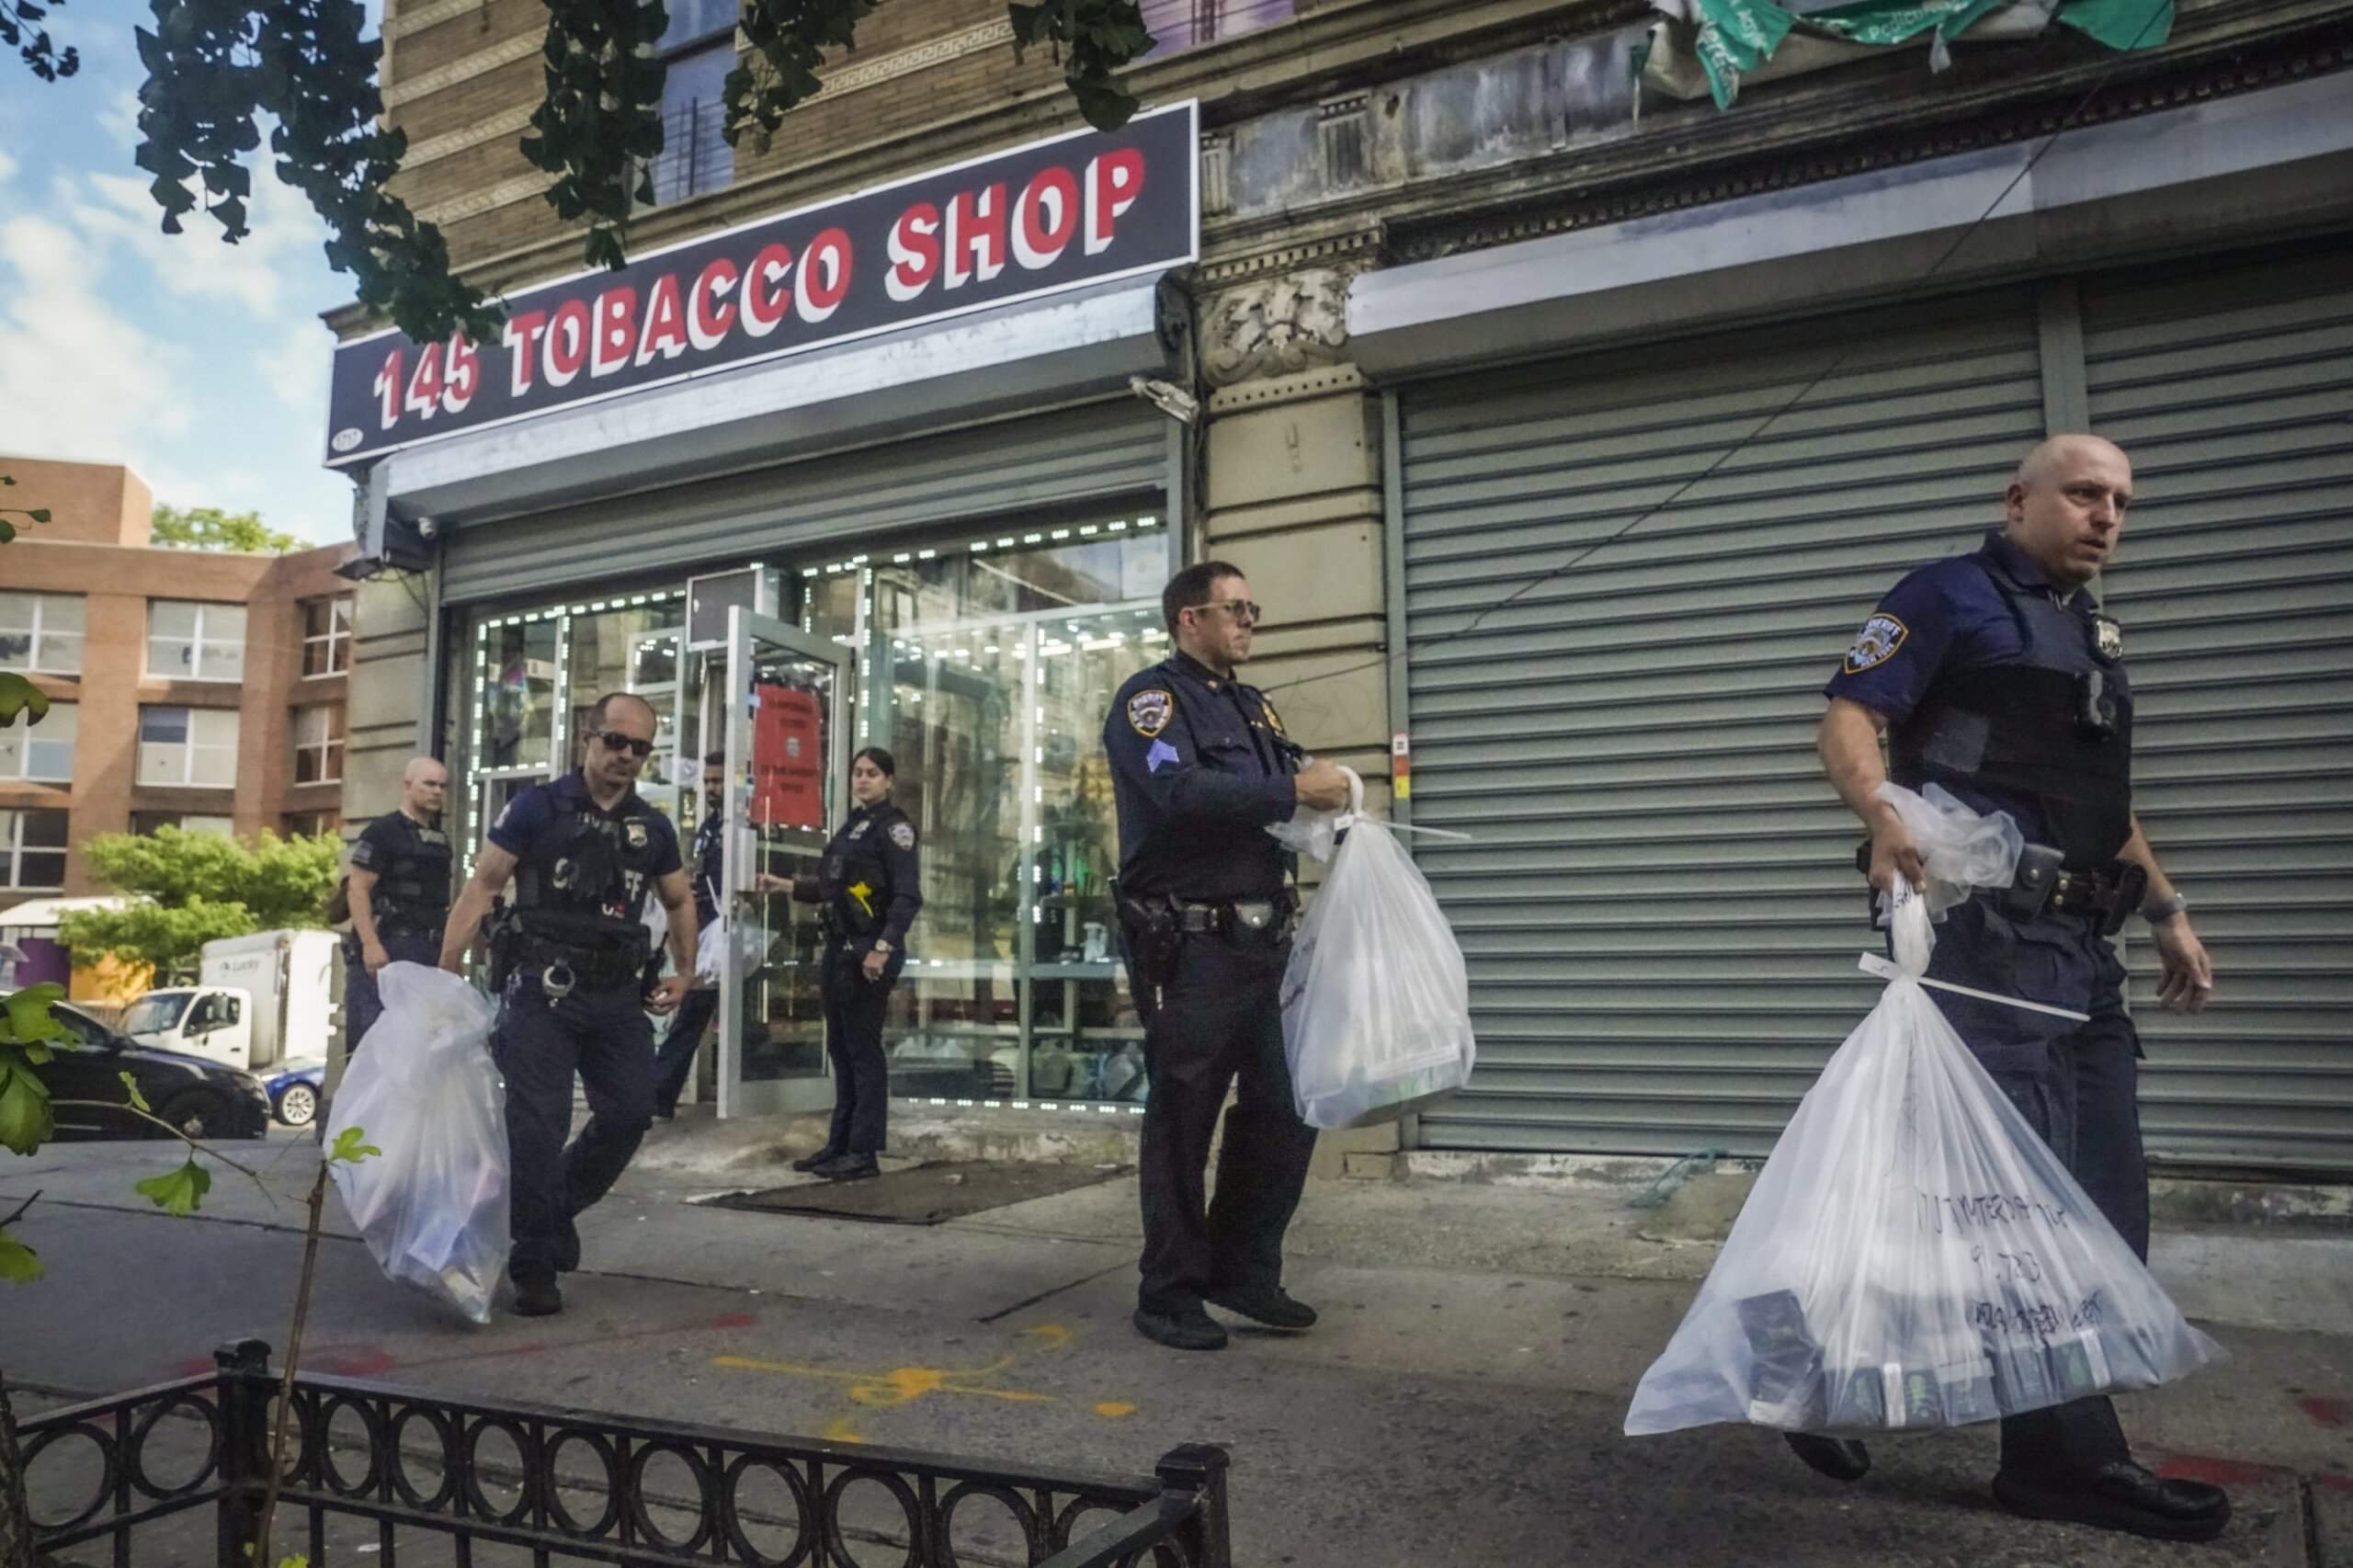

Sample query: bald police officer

[345,756,452,1049]
[1107,562,1352,1351]
[442,693,698,1317]
[1807,436,2226,1541]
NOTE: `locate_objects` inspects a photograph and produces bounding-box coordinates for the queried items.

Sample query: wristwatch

[870,939,893,955]
[2143,893,2188,926]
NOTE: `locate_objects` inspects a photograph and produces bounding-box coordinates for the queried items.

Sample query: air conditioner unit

[684,566,782,652]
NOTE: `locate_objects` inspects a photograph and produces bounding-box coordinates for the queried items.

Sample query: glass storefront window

[456,512,1175,1110]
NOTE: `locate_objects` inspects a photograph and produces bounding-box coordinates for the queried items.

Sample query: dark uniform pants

[494,977,655,1277]
[652,985,720,1115]
[820,943,901,1155]
[1137,932,1319,1316]
[1927,899,2147,1477]
[342,930,442,1051]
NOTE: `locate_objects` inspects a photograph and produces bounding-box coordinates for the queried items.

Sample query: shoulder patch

[1127,688,1174,737]
[1260,697,1286,736]
[1843,614,1909,675]
[889,821,915,849]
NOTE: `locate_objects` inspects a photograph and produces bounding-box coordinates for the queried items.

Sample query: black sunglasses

[593,730,656,759]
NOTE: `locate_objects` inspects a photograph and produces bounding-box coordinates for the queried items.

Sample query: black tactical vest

[371,818,453,937]
[1889,556,2133,869]
[510,794,665,955]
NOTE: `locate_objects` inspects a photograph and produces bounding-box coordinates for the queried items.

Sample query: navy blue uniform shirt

[1106,650,1304,902]
[1824,529,2102,846]
[814,801,923,950]
[490,771,683,885]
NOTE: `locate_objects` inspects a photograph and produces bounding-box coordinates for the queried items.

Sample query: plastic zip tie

[1859,953,2092,1023]
[1328,812,1476,843]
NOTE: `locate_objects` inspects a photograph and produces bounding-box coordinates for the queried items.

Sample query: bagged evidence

[1624,885,2221,1437]
[326,962,510,1324]
[1274,769,1476,1130]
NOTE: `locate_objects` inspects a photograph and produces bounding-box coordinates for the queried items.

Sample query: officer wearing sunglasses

[441,691,697,1318]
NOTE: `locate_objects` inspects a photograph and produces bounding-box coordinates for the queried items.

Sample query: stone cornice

[381,29,539,108]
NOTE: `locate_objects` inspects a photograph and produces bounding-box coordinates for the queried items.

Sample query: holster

[1112,886,1182,993]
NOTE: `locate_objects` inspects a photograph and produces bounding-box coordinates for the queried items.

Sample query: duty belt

[516,937,642,995]
[1169,893,1294,940]
[2008,847,2146,935]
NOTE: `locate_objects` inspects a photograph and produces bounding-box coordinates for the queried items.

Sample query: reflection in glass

[480,620,559,770]
[736,642,837,1087]
[564,603,686,805]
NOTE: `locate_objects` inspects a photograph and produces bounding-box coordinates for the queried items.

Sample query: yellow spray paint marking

[1020,1324,1074,1351]
[1093,1402,1136,1419]
[819,1415,867,1445]
[714,1353,1054,1409]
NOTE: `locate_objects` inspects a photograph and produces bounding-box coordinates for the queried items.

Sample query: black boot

[1785,1434,1871,1483]
[814,1152,880,1181]
[1201,1283,1318,1329]
[1993,1461,2231,1542]
[791,1147,841,1174]
[1132,1306,1227,1351]
[513,1270,563,1317]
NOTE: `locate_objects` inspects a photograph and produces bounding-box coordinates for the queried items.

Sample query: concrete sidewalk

[3,1122,2349,1565]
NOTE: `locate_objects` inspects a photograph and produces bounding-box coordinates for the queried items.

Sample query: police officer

[1808,435,2224,1540]
[441,692,697,1317]
[789,745,922,1181]
[344,756,452,1049]
[654,752,730,1119]
[1105,562,1352,1351]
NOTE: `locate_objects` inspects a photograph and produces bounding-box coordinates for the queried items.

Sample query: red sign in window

[750,683,824,830]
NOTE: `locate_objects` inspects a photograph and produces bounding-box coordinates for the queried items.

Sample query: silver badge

[2092,616,2123,661]
[625,819,649,850]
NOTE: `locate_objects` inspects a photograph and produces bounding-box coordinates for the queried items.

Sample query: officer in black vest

[442,692,696,1317]
[1811,436,2224,1541]
[788,745,923,1181]
[654,752,727,1119]
[1105,562,1353,1351]
[344,756,452,1049]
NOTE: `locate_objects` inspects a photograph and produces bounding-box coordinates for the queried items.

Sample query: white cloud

[258,322,336,417]
[0,148,17,187]
[0,210,195,460]
[75,167,329,317]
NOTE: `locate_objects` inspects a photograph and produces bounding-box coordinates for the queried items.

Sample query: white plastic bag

[694,913,775,985]
[1279,772,1477,1130]
[1875,780,2023,916]
[327,962,509,1324]
[1625,887,2221,1437]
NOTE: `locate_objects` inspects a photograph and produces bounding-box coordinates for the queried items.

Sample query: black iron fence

[22,1339,1229,1567]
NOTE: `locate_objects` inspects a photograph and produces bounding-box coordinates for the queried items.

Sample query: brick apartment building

[0,456,359,922]
[331,0,2351,1170]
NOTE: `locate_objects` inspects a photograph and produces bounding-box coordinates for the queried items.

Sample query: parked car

[261,1059,328,1129]
[13,993,272,1141]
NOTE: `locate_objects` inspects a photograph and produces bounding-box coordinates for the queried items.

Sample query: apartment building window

[1137,0,1293,51]
[651,0,735,205]
[0,700,75,782]
[1,809,67,891]
[131,812,234,836]
[302,597,354,677]
[138,705,240,787]
[148,600,247,681]
[0,591,85,675]
[283,811,338,838]
[293,703,346,785]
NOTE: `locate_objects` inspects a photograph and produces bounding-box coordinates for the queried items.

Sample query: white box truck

[123,929,340,1073]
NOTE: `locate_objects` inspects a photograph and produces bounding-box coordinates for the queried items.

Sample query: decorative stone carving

[1200,269,1351,388]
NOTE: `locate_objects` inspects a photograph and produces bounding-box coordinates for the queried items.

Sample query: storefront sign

[750,682,824,830]
[324,101,1198,467]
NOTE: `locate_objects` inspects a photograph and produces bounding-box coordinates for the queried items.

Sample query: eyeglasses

[593,731,656,759]
[1194,598,1262,625]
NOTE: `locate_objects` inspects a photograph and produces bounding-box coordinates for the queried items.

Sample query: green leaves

[2,984,67,1049]
[3,0,82,79]
[328,1127,380,1165]
[135,1157,213,1217]
[59,825,344,981]
[0,672,49,726]
[151,503,306,553]
[520,0,669,270]
[722,0,877,157]
[119,1072,153,1115]
[0,1062,53,1156]
[1,983,66,1155]
[0,1227,42,1284]
[1007,0,1154,131]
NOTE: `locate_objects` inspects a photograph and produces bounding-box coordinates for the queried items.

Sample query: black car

[17,995,272,1141]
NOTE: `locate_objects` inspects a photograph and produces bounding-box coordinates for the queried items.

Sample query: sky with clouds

[0,12,376,544]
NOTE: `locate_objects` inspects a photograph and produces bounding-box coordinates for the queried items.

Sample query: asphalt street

[4,1124,2349,1566]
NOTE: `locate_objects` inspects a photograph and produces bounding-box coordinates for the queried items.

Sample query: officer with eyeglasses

[441,691,697,1317]
[1105,562,1352,1350]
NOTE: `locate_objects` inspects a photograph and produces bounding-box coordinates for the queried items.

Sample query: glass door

[717,607,848,1118]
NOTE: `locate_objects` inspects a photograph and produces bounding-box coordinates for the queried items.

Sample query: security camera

[1131,376,1199,426]
[415,515,440,540]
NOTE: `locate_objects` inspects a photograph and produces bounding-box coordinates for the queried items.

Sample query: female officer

[791,746,923,1180]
